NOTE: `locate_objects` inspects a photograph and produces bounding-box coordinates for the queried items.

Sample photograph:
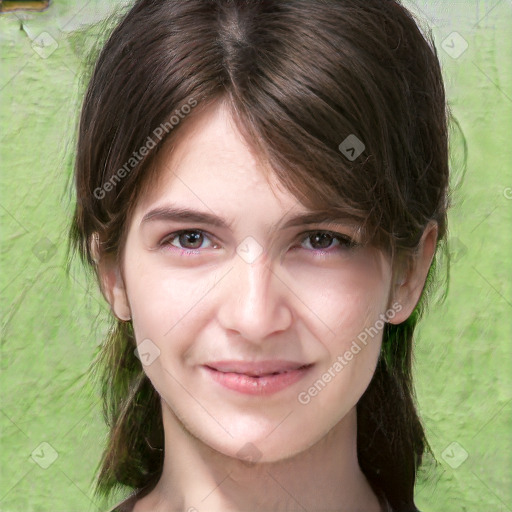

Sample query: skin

[95,101,438,512]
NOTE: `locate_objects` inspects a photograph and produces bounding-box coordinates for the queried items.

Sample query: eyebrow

[140,205,356,232]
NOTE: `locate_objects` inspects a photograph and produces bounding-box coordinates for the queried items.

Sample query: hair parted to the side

[66,0,451,510]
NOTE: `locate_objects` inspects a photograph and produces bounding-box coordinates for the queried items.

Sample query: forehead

[133,102,303,220]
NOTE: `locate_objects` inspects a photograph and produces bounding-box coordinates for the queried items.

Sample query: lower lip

[202,365,313,396]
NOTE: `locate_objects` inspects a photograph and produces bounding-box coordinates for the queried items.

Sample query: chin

[204,423,325,466]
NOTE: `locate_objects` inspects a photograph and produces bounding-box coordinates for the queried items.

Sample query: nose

[217,251,293,343]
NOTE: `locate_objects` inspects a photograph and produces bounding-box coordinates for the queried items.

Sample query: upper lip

[204,360,312,376]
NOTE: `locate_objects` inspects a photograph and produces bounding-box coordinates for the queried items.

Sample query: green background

[0,1,510,510]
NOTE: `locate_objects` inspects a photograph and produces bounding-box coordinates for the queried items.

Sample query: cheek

[125,261,220,345]
[125,265,220,394]
[284,250,391,345]
[294,281,385,422]
[285,252,389,407]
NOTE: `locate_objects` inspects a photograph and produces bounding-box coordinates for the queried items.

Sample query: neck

[139,399,382,512]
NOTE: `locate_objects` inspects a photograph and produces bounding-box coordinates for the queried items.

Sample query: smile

[202,360,314,395]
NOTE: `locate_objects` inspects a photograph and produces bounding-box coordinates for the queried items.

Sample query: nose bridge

[218,251,292,341]
[243,254,273,307]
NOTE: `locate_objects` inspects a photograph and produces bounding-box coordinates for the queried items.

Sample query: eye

[160,229,218,254]
[158,229,357,258]
[299,230,357,254]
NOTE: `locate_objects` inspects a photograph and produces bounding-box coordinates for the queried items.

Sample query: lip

[202,360,314,396]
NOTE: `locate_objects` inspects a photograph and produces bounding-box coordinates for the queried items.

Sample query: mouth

[202,360,314,395]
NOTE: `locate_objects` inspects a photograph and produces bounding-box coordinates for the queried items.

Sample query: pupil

[311,233,332,249]
[180,231,202,249]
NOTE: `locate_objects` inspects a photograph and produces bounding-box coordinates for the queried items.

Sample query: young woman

[67,0,450,510]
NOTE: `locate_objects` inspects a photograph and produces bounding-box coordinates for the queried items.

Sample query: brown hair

[67,1,450,510]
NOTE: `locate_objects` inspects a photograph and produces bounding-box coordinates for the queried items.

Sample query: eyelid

[297,230,358,254]
[313,222,362,241]
[159,229,219,251]
[300,229,356,242]
[158,227,359,255]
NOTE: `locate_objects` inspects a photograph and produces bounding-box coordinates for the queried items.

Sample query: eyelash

[159,229,357,257]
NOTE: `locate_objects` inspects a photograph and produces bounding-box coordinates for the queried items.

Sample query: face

[102,102,418,463]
